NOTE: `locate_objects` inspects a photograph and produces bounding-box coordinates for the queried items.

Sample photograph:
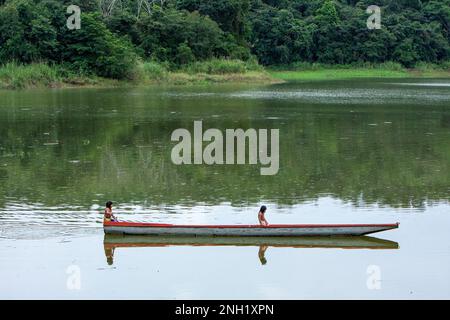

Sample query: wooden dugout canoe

[103,221,399,237]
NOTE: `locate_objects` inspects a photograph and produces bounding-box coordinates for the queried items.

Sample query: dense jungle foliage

[0,0,449,79]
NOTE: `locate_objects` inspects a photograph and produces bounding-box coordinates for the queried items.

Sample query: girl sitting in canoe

[258,205,269,226]
[104,201,117,222]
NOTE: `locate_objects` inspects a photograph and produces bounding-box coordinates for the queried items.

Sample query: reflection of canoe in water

[103,234,399,250]
[103,221,399,237]
[103,234,399,265]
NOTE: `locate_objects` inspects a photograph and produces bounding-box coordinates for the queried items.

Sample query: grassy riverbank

[0,60,277,90]
[2,61,450,90]
[269,62,450,81]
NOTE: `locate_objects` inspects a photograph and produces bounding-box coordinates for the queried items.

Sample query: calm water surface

[0,78,449,299]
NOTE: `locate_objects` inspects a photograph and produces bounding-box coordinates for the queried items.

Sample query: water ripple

[164,88,450,104]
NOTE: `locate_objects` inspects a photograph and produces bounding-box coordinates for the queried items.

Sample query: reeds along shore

[1,60,450,90]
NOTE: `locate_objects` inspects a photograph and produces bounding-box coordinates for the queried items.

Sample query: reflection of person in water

[104,244,115,265]
[258,245,268,265]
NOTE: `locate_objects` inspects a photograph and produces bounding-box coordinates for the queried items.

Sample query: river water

[0,79,449,299]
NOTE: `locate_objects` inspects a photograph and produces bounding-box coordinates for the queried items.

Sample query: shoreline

[20,71,281,90]
[269,67,450,81]
[1,63,449,90]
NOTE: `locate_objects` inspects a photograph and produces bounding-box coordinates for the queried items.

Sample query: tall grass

[135,58,265,83]
[140,61,168,80]
[2,59,449,89]
[182,58,263,75]
[0,62,60,89]
[270,60,450,73]
[414,61,450,72]
[0,59,270,88]
[441,61,450,70]
[276,61,405,71]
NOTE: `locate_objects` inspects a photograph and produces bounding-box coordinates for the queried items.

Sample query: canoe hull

[103,222,399,237]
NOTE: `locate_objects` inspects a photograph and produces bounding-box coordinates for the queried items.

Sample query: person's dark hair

[259,205,267,213]
[106,201,113,209]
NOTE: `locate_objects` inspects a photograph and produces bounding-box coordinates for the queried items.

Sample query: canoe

[103,221,399,237]
[103,234,399,250]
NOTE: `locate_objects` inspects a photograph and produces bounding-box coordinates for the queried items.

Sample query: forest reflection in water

[0,79,449,211]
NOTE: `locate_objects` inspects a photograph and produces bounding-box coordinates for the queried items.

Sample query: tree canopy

[0,0,449,78]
